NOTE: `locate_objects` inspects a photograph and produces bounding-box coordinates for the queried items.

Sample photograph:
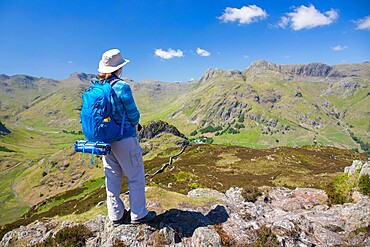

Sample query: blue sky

[0,0,369,82]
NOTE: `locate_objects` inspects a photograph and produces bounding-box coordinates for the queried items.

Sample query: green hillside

[2,61,368,151]
[159,61,370,150]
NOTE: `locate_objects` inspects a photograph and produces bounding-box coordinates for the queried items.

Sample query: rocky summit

[1,185,369,247]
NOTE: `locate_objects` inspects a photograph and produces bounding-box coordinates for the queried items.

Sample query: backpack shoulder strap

[104,76,121,87]
[90,77,101,85]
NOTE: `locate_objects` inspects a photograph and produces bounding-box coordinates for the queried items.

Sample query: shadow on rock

[147,205,229,238]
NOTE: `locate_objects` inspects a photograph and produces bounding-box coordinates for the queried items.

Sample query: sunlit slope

[160,61,369,148]
[0,74,60,120]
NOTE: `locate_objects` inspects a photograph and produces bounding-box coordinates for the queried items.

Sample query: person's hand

[135,124,142,133]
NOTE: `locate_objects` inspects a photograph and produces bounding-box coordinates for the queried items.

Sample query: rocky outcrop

[290,63,333,77]
[199,68,244,83]
[247,60,283,73]
[199,68,223,83]
[138,120,187,140]
[68,72,95,82]
[345,160,370,178]
[2,186,369,247]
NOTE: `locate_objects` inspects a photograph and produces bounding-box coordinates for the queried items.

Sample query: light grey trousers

[102,137,148,221]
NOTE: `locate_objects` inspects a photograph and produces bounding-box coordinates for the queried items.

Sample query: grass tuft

[34,224,91,247]
[358,174,370,196]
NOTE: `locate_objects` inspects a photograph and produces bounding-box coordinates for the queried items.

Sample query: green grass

[0,163,30,224]
[325,173,356,205]
[320,124,357,148]
[32,177,105,215]
[0,124,82,169]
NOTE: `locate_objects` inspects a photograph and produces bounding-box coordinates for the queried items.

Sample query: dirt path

[1,162,21,173]
[11,122,60,134]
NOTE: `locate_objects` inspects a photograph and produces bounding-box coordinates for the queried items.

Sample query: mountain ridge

[0,60,369,150]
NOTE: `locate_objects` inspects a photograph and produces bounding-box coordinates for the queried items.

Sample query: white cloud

[68,61,73,64]
[196,47,211,57]
[154,48,184,59]
[219,5,268,25]
[278,16,290,29]
[355,15,370,30]
[278,4,338,30]
[331,45,348,51]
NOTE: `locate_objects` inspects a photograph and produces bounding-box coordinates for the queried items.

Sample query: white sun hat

[98,49,130,73]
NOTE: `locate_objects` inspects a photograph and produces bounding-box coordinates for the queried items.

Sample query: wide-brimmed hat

[98,49,130,73]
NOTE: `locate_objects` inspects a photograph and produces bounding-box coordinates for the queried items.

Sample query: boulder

[344,160,364,176]
[191,227,221,247]
[359,162,370,178]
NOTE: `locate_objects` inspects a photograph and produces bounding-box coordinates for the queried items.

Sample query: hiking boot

[131,211,156,224]
[113,209,131,227]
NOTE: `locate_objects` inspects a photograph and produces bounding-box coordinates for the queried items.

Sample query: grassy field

[0,163,30,224]
[0,123,88,224]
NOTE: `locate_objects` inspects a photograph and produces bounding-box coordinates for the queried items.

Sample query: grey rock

[199,68,224,83]
[159,226,181,245]
[290,63,333,77]
[312,223,346,246]
[247,60,282,73]
[187,188,227,202]
[294,92,303,97]
[267,187,328,211]
[225,187,245,205]
[359,162,370,178]
[191,227,221,247]
[345,160,364,176]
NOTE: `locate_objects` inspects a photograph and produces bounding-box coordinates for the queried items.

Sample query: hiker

[97,49,156,226]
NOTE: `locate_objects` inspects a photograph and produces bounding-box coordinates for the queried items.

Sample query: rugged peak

[138,120,187,140]
[68,72,95,81]
[199,68,224,83]
[199,68,244,83]
[290,63,333,77]
[0,74,10,81]
[247,60,282,72]
[11,74,37,84]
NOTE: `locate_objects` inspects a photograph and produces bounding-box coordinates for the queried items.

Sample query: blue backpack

[80,77,125,144]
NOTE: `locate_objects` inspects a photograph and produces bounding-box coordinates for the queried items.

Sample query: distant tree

[228,128,239,134]
[238,114,245,123]
[190,130,198,136]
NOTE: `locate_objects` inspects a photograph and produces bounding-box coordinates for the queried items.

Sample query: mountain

[0,74,60,120]
[163,61,370,149]
[1,61,369,150]
[5,73,195,131]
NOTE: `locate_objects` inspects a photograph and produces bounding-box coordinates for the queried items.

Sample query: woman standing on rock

[97,49,156,226]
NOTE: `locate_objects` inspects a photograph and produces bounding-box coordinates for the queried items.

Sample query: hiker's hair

[98,68,121,82]
[97,72,114,82]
